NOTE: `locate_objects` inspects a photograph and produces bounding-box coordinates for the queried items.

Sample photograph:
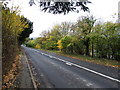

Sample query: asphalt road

[23,46,120,89]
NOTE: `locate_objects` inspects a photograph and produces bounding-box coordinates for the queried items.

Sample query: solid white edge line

[32,48,120,83]
[24,54,38,89]
[72,63,120,83]
[57,57,120,82]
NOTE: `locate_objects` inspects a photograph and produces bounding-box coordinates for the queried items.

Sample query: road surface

[23,46,120,89]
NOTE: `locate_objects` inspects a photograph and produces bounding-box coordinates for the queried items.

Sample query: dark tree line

[18,17,33,45]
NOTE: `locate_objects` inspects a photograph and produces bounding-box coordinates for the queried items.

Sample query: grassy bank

[39,49,119,69]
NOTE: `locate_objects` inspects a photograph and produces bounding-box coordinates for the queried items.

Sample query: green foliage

[26,39,36,48]
[26,16,120,61]
[18,17,33,44]
[35,44,41,49]
[57,40,63,50]
[75,16,96,56]
[59,36,72,53]
[2,5,32,75]
[89,22,120,60]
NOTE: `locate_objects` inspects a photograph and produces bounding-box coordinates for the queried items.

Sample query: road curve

[22,46,120,88]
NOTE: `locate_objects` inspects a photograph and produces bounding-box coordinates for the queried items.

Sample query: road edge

[24,52,38,89]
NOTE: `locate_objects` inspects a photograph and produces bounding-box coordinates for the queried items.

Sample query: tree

[2,5,29,75]
[29,0,91,14]
[57,40,63,51]
[34,27,62,50]
[50,25,62,39]
[18,17,33,45]
[58,36,72,53]
[60,22,72,37]
[101,22,120,60]
[75,16,96,56]
[89,22,120,60]
[25,16,120,61]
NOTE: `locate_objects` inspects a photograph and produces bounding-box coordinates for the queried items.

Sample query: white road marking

[32,49,120,83]
[58,58,66,62]
[41,52,44,55]
[83,80,87,82]
[49,55,53,58]
[66,62,72,66]
[86,83,93,86]
[72,63,120,83]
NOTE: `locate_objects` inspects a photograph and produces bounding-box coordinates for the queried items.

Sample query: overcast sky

[9,0,120,38]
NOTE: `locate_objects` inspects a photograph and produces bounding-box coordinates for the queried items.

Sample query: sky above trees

[8,0,119,38]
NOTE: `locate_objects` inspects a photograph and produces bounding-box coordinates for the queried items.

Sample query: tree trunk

[85,38,90,56]
[91,42,94,57]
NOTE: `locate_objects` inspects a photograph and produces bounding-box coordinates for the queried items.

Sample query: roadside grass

[39,49,119,69]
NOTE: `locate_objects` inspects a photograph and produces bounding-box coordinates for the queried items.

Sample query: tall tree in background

[75,16,96,56]
[60,22,72,37]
